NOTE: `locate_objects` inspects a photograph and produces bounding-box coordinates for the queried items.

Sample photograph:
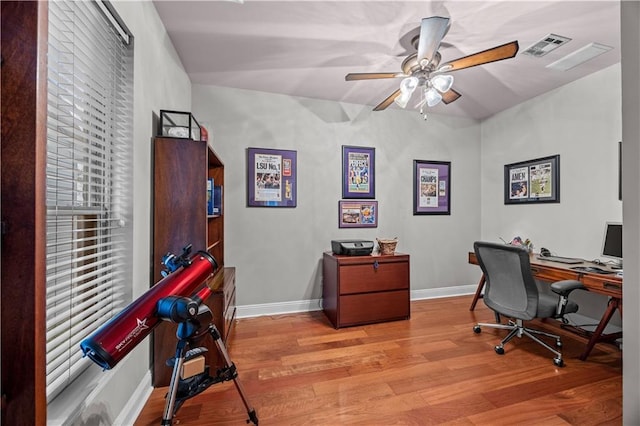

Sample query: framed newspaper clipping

[342,145,375,199]
[247,147,297,207]
[413,160,451,215]
[338,200,378,228]
[504,155,560,205]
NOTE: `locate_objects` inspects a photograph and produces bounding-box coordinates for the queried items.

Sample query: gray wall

[192,87,483,309]
[481,64,622,257]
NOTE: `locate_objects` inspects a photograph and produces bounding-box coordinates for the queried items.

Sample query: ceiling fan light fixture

[425,87,442,107]
[400,76,419,93]
[431,74,454,93]
[394,92,411,108]
[394,76,419,108]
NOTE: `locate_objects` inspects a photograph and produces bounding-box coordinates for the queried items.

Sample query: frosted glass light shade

[394,92,410,108]
[425,88,442,107]
[431,74,454,93]
[394,76,419,108]
[400,76,419,93]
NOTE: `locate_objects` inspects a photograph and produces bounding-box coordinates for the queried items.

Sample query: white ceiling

[152,0,621,120]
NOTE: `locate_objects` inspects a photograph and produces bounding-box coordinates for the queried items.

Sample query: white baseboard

[114,370,153,425]
[411,284,477,301]
[237,298,323,318]
[236,284,477,318]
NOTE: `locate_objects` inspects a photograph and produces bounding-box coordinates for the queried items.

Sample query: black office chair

[472,241,585,367]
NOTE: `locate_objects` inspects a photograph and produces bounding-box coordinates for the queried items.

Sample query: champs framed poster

[413,160,451,215]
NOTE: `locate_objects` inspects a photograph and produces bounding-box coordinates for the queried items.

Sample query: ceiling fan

[345,16,519,116]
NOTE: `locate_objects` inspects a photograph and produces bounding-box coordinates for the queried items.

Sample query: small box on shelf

[159,109,201,141]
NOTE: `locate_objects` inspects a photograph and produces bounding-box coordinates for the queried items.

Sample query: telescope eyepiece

[161,244,194,277]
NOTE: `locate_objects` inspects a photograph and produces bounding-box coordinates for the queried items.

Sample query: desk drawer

[581,275,622,297]
[530,265,579,282]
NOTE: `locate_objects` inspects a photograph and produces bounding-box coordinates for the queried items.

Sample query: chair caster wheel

[553,358,564,367]
[473,325,481,334]
[494,346,505,355]
[556,340,562,348]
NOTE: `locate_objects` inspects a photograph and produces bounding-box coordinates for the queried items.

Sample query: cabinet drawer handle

[530,267,540,274]
[373,261,379,270]
[604,282,621,290]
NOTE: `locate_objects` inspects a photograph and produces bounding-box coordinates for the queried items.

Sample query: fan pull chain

[420,105,427,120]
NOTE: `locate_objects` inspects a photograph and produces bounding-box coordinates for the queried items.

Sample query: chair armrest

[551,280,586,296]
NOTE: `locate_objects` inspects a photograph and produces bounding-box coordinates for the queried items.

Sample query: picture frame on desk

[504,154,560,205]
[342,145,375,199]
[338,200,378,228]
[413,160,451,215]
[247,147,297,207]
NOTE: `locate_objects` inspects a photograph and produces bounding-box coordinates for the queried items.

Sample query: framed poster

[247,147,297,207]
[342,145,375,199]
[338,200,378,228]
[504,154,560,205]
[413,160,451,215]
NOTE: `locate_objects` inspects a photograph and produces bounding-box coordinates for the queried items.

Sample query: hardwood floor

[134,296,622,425]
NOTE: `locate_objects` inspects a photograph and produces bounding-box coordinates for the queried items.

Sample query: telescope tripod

[161,303,258,425]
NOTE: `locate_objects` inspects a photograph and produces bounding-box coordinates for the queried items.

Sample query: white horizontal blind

[46,0,133,401]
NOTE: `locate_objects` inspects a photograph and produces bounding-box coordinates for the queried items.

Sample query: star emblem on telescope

[136,318,149,330]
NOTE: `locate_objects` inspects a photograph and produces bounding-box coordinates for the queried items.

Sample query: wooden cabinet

[152,137,235,386]
[322,252,410,328]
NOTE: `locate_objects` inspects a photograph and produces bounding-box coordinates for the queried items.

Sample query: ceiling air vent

[546,43,613,71]
[522,34,571,57]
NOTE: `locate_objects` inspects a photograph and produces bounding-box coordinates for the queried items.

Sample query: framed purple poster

[338,200,378,228]
[413,160,451,215]
[342,145,375,199]
[247,148,297,207]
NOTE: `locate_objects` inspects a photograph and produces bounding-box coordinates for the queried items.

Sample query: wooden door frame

[1,1,49,424]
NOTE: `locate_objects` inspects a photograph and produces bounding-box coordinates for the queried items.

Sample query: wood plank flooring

[134,296,622,425]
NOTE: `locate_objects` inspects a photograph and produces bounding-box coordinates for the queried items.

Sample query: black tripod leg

[162,339,188,426]
[208,324,259,425]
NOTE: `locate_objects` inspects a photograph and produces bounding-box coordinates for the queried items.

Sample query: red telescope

[80,250,217,370]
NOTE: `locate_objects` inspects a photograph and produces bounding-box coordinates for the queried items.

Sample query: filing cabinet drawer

[339,261,409,294]
[339,290,410,327]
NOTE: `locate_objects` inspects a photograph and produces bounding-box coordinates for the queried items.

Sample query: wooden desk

[468,252,622,361]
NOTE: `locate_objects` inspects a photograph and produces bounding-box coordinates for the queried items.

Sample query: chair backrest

[473,241,538,320]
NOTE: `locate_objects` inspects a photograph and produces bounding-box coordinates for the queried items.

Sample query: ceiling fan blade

[437,41,519,73]
[416,16,450,65]
[441,88,462,104]
[345,72,404,81]
[373,89,401,111]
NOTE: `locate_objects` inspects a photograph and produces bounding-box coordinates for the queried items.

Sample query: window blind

[46,0,133,401]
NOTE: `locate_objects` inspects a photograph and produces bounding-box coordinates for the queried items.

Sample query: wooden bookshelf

[151,136,235,386]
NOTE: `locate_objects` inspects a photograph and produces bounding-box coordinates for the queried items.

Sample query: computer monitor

[602,222,623,268]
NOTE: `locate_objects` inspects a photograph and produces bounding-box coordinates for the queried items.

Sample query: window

[46,0,133,401]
